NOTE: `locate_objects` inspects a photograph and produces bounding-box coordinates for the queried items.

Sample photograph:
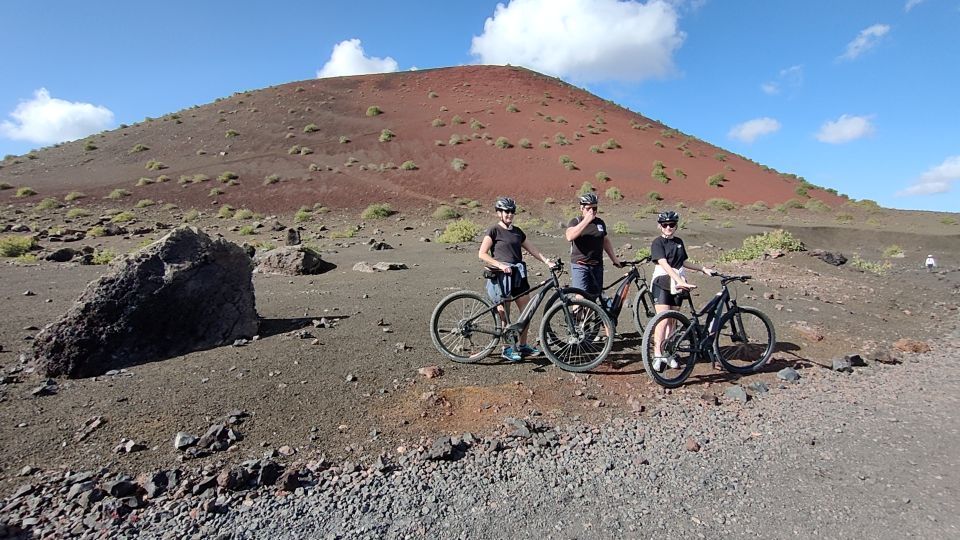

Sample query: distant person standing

[926,254,937,272]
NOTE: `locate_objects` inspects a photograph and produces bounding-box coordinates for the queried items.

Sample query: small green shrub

[379,129,395,142]
[87,225,107,237]
[431,118,445,127]
[287,145,302,155]
[238,225,256,235]
[747,201,769,211]
[15,187,37,197]
[539,141,550,149]
[428,91,439,98]
[182,209,200,222]
[209,188,223,196]
[506,104,519,113]
[683,149,694,158]
[605,187,623,201]
[939,217,957,225]
[361,203,393,219]
[602,138,621,150]
[294,207,312,223]
[106,189,130,199]
[84,141,98,151]
[835,213,854,223]
[706,198,736,211]
[647,191,663,201]
[451,158,467,172]
[674,168,686,179]
[35,197,62,211]
[303,123,320,133]
[156,175,170,183]
[0,235,36,257]
[263,174,281,185]
[218,171,239,183]
[883,245,904,258]
[111,211,136,223]
[494,137,512,149]
[706,173,725,187]
[654,140,664,148]
[437,219,482,243]
[233,208,254,220]
[145,159,166,171]
[451,115,464,125]
[850,255,891,275]
[720,230,805,262]
[66,208,91,218]
[225,129,240,138]
[554,133,571,146]
[0,182,12,190]
[192,174,210,183]
[135,199,155,208]
[612,221,629,234]
[634,247,652,261]
[400,160,418,170]
[544,197,555,205]
[338,135,350,144]
[135,177,154,187]
[432,206,461,220]
[129,144,149,154]
[804,199,830,212]
[589,145,603,154]
[595,171,610,182]
[714,153,727,162]
[366,105,382,117]
[578,182,594,196]
[92,249,117,265]
[217,205,235,219]
[470,119,485,130]
[518,138,532,149]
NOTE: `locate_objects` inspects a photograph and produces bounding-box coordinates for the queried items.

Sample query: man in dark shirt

[565,193,622,299]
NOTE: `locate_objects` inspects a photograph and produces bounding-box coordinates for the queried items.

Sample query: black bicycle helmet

[578,193,599,206]
[494,196,517,212]
[657,210,680,223]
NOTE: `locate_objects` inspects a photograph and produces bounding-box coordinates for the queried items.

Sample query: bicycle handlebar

[716,273,752,284]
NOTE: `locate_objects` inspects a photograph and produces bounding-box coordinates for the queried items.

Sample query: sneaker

[517,344,540,357]
[501,346,523,362]
[652,355,679,372]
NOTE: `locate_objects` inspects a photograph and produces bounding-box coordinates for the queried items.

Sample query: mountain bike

[640,274,775,388]
[544,258,655,337]
[430,260,615,372]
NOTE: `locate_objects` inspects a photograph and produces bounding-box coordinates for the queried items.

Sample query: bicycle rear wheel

[712,306,775,374]
[430,291,502,363]
[641,310,698,388]
[539,298,614,372]
[631,288,655,335]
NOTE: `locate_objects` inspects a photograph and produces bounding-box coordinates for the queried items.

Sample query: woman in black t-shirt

[649,211,715,372]
[478,197,552,362]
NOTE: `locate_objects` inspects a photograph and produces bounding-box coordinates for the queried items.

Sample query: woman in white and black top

[478,197,552,362]
[650,211,715,371]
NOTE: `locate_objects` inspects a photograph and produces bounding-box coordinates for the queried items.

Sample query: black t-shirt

[567,217,607,264]
[651,235,687,269]
[484,224,525,264]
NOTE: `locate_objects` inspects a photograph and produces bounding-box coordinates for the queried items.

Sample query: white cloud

[470,0,685,83]
[815,114,875,143]
[0,88,113,145]
[898,156,960,196]
[838,24,890,61]
[728,117,781,143]
[317,39,399,78]
[904,0,925,12]
[761,65,803,95]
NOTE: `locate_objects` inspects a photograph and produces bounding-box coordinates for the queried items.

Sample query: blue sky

[1,0,957,212]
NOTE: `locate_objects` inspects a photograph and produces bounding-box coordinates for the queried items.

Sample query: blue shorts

[485,263,530,303]
[571,263,604,299]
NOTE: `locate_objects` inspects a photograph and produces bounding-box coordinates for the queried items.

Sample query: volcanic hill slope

[0,65,845,212]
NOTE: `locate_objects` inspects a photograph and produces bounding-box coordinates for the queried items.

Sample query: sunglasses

[660,222,677,228]
[499,209,515,214]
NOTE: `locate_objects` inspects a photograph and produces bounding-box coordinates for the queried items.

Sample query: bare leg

[652,303,678,356]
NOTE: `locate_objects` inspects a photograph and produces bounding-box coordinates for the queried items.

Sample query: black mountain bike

[640,274,775,388]
[545,258,656,337]
[430,260,615,372]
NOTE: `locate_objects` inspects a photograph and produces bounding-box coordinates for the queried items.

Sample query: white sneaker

[652,356,679,371]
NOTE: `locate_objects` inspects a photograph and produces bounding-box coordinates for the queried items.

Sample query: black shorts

[651,275,683,307]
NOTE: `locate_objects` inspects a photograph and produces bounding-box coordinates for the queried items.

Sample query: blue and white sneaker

[517,344,541,357]
[501,346,523,362]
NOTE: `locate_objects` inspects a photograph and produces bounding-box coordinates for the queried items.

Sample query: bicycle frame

[674,279,739,354]
[602,261,650,321]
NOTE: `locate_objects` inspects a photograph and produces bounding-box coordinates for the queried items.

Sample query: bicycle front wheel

[641,310,698,388]
[631,288,655,335]
[539,298,614,372]
[430,291,502,363]
[713,306,775,374]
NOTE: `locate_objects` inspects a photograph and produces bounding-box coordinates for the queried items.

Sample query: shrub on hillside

[706,198,737,211]
[0,235,36,257]
[361,203,393,219]
[720,230,805,262]
[432,206,461,220]
[605,187,623,201]
[437,219,482,244]
[366,106,382,117]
